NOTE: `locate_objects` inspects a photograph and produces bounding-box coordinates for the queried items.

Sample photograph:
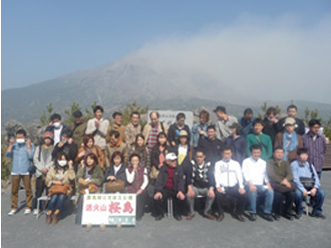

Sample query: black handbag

[299,163,316,191]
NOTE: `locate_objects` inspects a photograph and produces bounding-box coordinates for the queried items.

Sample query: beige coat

[45,165,75,187]
[85,118,109,150]
[142,122,168,145]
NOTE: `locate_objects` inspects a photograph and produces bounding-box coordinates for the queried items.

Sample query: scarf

[283,131,298,161]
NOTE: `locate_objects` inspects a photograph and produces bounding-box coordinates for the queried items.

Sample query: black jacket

[168,123,191,147]
[155,163,185,194]
[174,144,192,187]
[52,142,78,162]
[197,137,224,166]
[151,144,172,171]
[105,164,127,185]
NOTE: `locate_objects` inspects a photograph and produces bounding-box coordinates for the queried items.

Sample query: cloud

[136,14,331,104]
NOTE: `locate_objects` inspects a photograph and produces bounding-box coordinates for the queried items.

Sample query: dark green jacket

[266,158,293,184]
[76,165,104,193]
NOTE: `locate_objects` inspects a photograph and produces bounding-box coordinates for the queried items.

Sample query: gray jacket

[33,145,54,178]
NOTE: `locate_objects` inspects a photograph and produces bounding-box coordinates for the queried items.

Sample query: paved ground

[2,171,331,248]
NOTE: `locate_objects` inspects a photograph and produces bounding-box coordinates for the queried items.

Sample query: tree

[63,102,82,127]
[40,103,53,126]
[304,108,322,125]
[120,101,149,126]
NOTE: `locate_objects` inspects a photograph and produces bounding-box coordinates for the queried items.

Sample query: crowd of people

[6,104,327,225]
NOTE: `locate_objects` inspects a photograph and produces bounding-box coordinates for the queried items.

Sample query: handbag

[45,184,72,208]
[78,178,98,194]
[299,177,315,191]
[299,162,316,191]
[105,179,125,193]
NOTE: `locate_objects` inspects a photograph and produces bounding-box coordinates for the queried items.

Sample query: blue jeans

[47,194,67,211]
[295,188,325,215]
[247,185,274,214]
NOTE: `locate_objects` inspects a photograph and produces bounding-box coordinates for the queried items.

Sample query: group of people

[6,103,327,225]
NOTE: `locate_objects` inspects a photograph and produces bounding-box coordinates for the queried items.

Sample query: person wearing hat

[168,112,191,147]
[153,152,186,221]
[213,106,238,142]
[69,110,87,147]
[277,104,306,136]
[274,117,303,162]
[32,132,55,215]
[225,122,247,166]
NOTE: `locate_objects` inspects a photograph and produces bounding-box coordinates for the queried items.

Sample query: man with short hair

[197,125,224,166]
[302,119,327,179]
[242,144,274,222]
[70,110,87,147]
[153,153,186,221]
[52,130,78,167]
[291,148,326,219]
[191,110,209,157]
[239,108,255,136]
[142,111,169,153]
[214,106,238,142]
[225,122,247,165]
[106,112,126,143]
[85,105,109,150]
[266,147,296,221]
[277,104,305,135]
[213,146,248,222]
[124,111,142,148]
[246,118,273,161]
[105,130,129,167]
[168,112,191,147]
[7,129,35,215]
[45,113,71,146]
[186,150,215,221]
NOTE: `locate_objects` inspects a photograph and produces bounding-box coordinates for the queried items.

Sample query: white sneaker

[8,209,17,216]
[24,209,31,215]
[33,209,40,215]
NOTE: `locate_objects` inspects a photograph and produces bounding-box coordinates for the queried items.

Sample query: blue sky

[1,0,331,90]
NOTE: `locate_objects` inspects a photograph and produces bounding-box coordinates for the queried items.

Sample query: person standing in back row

[214,106,238,142]
[85,105,109,151]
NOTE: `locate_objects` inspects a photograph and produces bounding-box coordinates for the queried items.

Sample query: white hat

[165,153,177,160]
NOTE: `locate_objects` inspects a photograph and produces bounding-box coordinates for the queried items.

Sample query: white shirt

[53,125,63,146]
[114,164,122,175]
[242,157,269,186]
[125,168,149,190]
[214,159,244,188]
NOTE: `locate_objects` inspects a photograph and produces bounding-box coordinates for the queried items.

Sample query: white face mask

[16,139,25,144]
[53,122,61,129]
[58,160,67,167]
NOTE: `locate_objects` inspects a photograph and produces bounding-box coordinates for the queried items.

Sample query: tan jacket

[69,121,87,147]
[75,145,106,171]
[106,123,126,143]
[124,122,142,147]
[142,122,168,145]
[45,165,76,187]
[105,141,129,167]
[274,132,303,162]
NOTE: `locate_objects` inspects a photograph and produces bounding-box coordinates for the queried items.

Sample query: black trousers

[136,191,148,219]
[273,190,295,215]
[215,186,248,215]
[154,188,186,217]
[33,176,48,210]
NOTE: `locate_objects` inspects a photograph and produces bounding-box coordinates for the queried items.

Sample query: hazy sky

[2,0,331,101]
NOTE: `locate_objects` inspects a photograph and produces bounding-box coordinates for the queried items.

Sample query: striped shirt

[302,132,327,172]
[146,124,159,152]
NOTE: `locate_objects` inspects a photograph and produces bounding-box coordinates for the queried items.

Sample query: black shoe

[284,214,294,221]
[274,214,281,221]
[263,213,274,222]
[155,215,164,221]
[248,213,257,221]
[216,213,224,222]
[310,213,326,219]
[235,214,246,222]
[295,213,303,220]
[174,215,182,221]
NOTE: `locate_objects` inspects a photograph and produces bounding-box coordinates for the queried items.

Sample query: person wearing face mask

[45,152,75,225]
[32,132,54,215]
[45,113,71,146]
[7,129,35,216]
[52,130,78,170]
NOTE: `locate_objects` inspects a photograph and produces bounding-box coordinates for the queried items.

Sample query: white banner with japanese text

[82,194,136,226]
